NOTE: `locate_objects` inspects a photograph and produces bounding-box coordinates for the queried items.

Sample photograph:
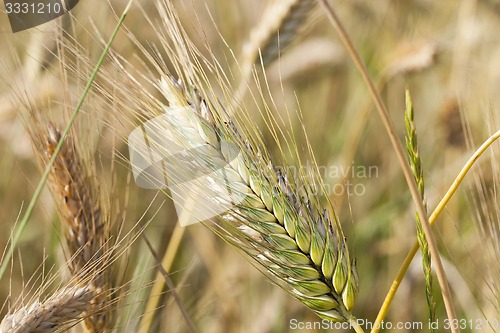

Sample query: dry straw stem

[317,0,460,331]
[375,128,500,328]
[138,224,185,333]
[0,285,96,333]
[140,232,199,333]
[334,40,437,210]
[404,89,436,329]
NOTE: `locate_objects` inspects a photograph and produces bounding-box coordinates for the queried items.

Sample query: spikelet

[241,0,316,72]
[404,90,436,328]
[132,74,360,322]
[41,125,112,332]
[0,285,96,333]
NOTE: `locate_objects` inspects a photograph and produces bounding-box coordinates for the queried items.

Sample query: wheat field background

[0,0,500,332]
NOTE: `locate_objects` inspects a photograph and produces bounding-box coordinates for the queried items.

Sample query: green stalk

[404,89,436,330]
[374,128,500,331]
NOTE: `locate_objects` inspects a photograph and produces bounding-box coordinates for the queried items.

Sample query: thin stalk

[348,315,365,333]
[138,224,185,333]
[317,0,459,331]
[141,233,199,333]
[374,129,500,332]
[0,0,135,280]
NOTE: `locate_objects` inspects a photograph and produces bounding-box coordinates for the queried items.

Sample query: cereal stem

[317,0,459,330]
[374,129,500,330]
